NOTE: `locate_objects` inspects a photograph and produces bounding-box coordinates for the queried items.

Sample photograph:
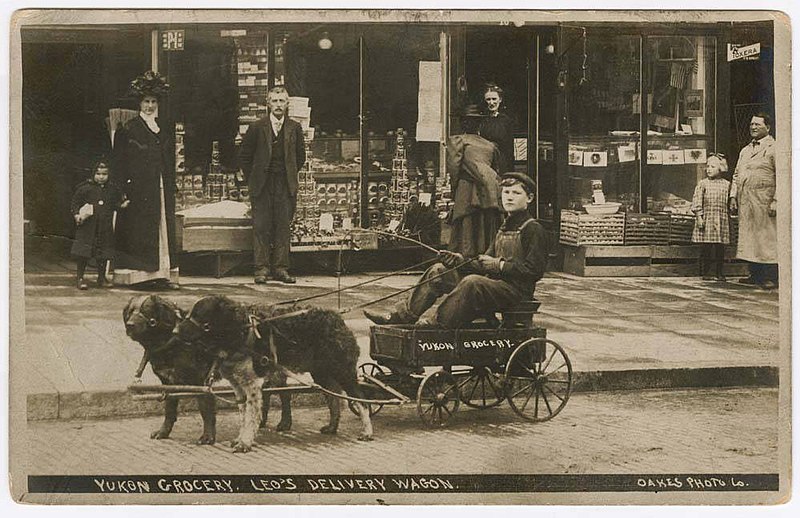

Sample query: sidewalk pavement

[20,270,781,420]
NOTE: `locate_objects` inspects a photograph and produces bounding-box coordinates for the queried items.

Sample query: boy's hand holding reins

[439,250,464,268]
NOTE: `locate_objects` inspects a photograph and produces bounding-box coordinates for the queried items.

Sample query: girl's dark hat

[129,70,170,99]
[501,172,536,194]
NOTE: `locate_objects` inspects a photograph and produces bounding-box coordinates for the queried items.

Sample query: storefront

[20,16,775,275]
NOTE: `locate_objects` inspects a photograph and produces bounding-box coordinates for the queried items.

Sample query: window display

[645,36,717,213]
[562,33,642,214]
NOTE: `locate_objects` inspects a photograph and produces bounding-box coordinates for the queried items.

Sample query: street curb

[26,365,778,421]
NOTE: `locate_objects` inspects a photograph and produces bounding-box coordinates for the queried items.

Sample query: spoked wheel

[505,338,572,422]
[348,363,387,417]
[456,366,505,409]
[416,369,461,428]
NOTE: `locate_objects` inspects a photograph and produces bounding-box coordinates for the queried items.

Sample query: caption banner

[28,474,778,494]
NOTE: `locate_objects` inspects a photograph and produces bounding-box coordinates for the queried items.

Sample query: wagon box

[369,325,547,368]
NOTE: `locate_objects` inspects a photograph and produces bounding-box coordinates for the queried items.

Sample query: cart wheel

[349,363,387,417]
[456,366,505,409]
[505,338,572,422]
[416,369,460,428]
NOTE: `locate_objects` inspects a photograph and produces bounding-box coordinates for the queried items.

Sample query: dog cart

[353,301,573,428]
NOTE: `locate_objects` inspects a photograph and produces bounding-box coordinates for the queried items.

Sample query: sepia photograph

[5,4,793,507]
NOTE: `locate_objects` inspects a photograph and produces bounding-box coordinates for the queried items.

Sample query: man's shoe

[364,309,393,325]
[702,275,714,281]
[738,276,758,285]
[254,276,268,284]
[77,278,88,290]
[715,275,727,282]
[274,271,296,284]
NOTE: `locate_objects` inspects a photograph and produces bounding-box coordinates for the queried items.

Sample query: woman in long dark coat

[111,70,178,288]
[478,83,515,175]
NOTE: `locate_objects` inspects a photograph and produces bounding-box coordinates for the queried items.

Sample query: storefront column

[358,35,369,228]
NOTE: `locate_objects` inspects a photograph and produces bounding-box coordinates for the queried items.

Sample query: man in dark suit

[239,86,306,284]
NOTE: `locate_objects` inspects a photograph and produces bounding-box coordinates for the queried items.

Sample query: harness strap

[133,350,149,379]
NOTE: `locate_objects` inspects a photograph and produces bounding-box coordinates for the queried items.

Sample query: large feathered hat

[128,70,170,99]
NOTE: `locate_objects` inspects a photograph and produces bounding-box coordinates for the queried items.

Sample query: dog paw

[357,434,374,442]
[150,429,170,440]
[320,425,338,435]
[230,440,253,453]
[276,420,292,432]
[196,434,215,445]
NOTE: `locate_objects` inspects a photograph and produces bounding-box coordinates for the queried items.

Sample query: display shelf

[562,244,748,278]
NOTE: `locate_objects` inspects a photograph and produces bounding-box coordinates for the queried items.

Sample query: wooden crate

[559,210,625,246]
[562,244,651,277]
[667,213,695,244]
[650,245,701,277]
[650,245,748,277]
[730,216,739,248]
[625,213,670,245]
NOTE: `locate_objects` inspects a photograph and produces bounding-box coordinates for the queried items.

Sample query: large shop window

[560,30,717,215]
[563,33,642,213]
[644,35,716,213]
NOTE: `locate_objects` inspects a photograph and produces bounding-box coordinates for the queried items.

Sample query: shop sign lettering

[417,341,454,352]
[462,339,515,349]
[727,43,760,62]
[162,30,185,51]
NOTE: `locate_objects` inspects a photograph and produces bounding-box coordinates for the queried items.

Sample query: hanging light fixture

[318,31,333,50]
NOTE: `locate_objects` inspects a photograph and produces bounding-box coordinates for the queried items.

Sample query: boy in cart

[365,172,549,329]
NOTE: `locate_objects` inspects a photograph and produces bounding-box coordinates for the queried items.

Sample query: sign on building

[162,30,185,51]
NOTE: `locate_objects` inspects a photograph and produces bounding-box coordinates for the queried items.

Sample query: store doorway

[22,31,148,243]
[452,26,557,219]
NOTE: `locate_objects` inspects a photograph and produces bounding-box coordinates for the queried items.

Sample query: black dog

[124,295,292,445]
[171,294,373,453]
[124,295,218,444]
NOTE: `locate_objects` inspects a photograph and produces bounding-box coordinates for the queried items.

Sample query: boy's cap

[501,172,536,195]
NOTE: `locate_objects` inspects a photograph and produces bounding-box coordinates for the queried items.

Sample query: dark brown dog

[170,294,373,453]
[123,295,218,444]
[124,295,291,445]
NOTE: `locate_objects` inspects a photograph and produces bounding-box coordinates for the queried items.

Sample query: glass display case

[644,35,717,213]
[558,30,718,216]
[561,33,642,213]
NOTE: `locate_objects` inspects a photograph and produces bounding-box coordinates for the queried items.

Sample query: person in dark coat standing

[478,83,515,175]
[238,86,306,284]
[70,159,128,289]
[447,104,503,258]
[111,70,178,289]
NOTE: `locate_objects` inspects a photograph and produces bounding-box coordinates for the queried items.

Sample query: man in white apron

[364,173,548,328]
[729,113,778,289]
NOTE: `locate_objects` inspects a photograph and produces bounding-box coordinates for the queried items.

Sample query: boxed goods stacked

[667,213,695,244]
[559,210,625,246]
[174,122,186,210]
[624,213,670,245]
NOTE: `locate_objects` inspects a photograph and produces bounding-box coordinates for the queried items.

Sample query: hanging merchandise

[663,149,685,165]
[647,149,664,164]
[683,148,707,164]
[583,150,608,167]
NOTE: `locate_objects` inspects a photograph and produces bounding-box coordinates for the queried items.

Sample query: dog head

[172,295,247,354]
[123,295,185,345]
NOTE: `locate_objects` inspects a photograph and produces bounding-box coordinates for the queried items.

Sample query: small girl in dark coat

[71,160,129,289]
